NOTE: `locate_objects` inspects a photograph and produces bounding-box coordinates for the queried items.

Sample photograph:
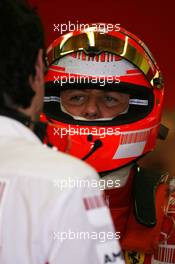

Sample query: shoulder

[0,137,99,184]
[0,139,101,221]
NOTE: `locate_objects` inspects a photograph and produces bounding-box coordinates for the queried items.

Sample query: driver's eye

[69,95,85,104]
[103,96,119,106]
[104,96,117,102]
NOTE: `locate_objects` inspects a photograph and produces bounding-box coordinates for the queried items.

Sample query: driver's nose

[81,99,101,120]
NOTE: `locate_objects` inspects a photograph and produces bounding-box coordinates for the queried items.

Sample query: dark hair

[0,0,44,109]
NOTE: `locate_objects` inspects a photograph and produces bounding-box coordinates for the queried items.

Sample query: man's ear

[29,49,44,92]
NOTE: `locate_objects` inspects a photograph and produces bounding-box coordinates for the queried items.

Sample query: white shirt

[0,116,124,264]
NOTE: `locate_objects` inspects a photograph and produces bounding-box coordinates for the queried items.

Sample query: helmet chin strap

[60,98,129,121]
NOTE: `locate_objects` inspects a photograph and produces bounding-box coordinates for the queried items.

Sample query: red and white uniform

[0,116,124,264]
[42,24,173,264]
[104,166,175,264]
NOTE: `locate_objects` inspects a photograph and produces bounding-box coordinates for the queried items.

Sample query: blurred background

[29,0,175,177]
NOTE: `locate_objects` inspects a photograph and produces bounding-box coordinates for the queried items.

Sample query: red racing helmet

[41,24,165,174]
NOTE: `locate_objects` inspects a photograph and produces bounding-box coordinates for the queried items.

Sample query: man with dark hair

[0,0,44,111]
[0,2,124,263]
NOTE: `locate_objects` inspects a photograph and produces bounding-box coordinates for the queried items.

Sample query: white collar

[0,116,41,144]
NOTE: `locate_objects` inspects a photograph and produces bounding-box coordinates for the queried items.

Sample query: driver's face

[60,89,130,119]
